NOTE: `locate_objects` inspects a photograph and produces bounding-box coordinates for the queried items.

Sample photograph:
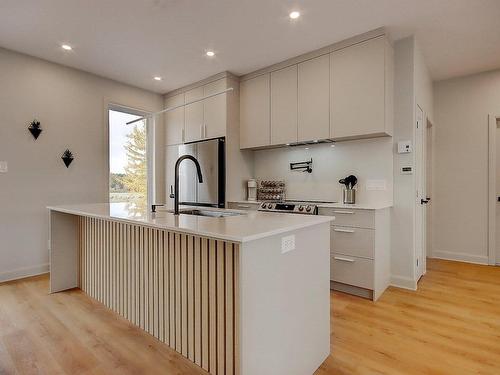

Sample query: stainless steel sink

[176,209,244,218]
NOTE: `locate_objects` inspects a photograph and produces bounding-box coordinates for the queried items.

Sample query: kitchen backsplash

[253,137,394,205]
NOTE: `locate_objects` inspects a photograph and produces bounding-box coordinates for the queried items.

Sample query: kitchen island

[48,203,332,375]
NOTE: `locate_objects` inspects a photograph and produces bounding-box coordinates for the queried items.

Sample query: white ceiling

[1,0,499,94]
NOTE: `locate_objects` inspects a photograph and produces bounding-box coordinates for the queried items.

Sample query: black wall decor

[28,119,42,139]
[61,149,74,168]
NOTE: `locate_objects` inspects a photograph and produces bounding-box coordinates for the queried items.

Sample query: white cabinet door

[185,86,204,142]
[164,93,185,146]
[204,79,227,139]
[271,65,297,145]
[331,36,386,139]
[298,54,330,142]
[240,74,271,149]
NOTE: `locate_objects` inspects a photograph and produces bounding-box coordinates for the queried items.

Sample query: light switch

[397,141,412,154]
[0,161,7,173]
[281,235,295,254]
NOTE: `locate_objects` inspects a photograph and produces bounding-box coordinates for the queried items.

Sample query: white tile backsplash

[253,137,394,205]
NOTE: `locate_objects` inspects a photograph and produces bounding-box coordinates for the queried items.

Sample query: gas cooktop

[258,200,337,215]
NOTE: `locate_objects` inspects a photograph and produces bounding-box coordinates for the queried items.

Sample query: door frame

[487,113,500,265]
[425,119,434,261]
[415,104,426,279]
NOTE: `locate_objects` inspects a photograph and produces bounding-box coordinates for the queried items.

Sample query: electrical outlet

[281,235,295,254]
[0,161,8,173]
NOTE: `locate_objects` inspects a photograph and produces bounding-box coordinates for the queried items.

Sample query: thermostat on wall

[397,141,413,154]
[401,166,413,174]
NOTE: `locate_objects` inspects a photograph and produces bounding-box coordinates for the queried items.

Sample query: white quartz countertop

[48,203,332,243]
[316,202,393,210]
[229,200,393,210]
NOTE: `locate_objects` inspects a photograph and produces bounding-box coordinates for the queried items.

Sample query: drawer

[330,253,374,289]
[320,208,374,229]
[331,226,374,259]
[227,202,260,211]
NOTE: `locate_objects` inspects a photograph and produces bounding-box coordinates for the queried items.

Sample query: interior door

[415,105,426,279]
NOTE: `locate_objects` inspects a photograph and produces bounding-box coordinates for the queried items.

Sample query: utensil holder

[343,189,356,204]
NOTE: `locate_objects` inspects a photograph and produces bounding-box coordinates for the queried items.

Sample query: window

[108,106,153,213]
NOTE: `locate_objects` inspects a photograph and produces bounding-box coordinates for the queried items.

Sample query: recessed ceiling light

[153,76,162,81]
[206,51,215,57]
[289,11,300,19]
[61,44,72,51]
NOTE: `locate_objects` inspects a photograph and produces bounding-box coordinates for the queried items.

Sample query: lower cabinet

[330,254,374,290]
[320,206,391,301]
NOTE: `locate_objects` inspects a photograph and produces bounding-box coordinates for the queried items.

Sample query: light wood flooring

[1,259,499,375]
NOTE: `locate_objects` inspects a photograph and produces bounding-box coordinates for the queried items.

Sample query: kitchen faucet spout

[173,155,203,215]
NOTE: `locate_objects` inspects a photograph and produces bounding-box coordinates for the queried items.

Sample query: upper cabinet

[204,79,227,139]
[164,93,185,146]
[330,36,393,139]
[184,86,204,143]
[165,78,230,145]
[271,66,297,145]
[239,34,394,150]
[240,74,270,149]
[298,55,330,142]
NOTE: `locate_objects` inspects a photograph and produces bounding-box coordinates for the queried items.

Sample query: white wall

[433,69,500,264]
[253,138,393,205]
[0,47,163,282]
[390,36,433,289]
[391,37,417,288]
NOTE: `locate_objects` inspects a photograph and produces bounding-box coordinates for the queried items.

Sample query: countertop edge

[48,206,333,243]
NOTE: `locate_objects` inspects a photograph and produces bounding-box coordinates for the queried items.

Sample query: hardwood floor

[1,259,499,375]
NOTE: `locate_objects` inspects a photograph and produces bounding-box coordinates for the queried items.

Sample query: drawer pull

[333,210,355,214]
[333,228,355,233]
[334,256,355,263]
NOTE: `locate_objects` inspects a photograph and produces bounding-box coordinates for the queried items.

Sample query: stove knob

[306,205,312,212]
[261,203,266,209]
[267,203,272,209]
[298,205,304,211]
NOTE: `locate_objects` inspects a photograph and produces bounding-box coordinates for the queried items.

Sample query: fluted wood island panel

[49,203,332,375]
[79,216,239,375]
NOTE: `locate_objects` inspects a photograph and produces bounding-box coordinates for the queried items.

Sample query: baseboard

[390,275,417,291]
[0,263,49,283]
[432,250,489,265]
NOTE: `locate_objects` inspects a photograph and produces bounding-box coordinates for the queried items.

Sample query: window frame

[107,103,155,209]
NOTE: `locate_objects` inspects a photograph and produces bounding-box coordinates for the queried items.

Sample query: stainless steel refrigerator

[165,137,225,209]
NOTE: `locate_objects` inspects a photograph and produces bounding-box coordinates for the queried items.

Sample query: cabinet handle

[334,228,355,233]
[204,124,207,138]
[181,128,185,143]
[333,211,355,214]
[334,256,355,263]
[237,205,250,208]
